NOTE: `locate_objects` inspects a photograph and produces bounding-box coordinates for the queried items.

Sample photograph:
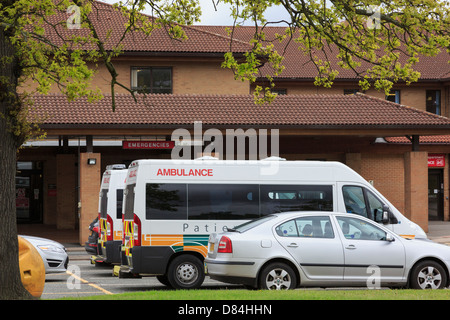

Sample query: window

[188,184,259,220]
[336,216,387,241]
[145,183,258,220]
[131,67,172,94]
[426,90,441,115]
[123,184,135,220]
[343,186,367,217]
[261,185,333,215]
[116,189,124,220]
[342,186,386,222]
[344,89,359,95]
[386,90,401,104]
[99,189,108,218]
[146,183,187,220]
[275,216,334,238]
[366,191,384,223]
[144,183,333,220]
[271,88,287,95]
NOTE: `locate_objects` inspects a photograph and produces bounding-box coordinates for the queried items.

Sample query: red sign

[122,141,175,149]
[428,154,445,167]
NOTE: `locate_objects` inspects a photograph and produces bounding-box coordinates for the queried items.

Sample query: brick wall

[20,57,249,96]
[404,152,429,232]
[360,153,405,214]
[56,154,77,229]
[79,153,101,244]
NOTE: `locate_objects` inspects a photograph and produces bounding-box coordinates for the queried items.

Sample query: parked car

[206,212,450,290]
[20,235,68,274]
[85,217,99,255]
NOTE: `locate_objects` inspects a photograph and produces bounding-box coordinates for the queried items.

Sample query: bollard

[18,236,46,298]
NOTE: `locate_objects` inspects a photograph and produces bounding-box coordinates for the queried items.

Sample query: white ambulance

[118,158,426,288]
[92,164,127,265]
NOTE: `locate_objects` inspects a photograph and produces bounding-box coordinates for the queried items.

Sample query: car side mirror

[386,233,395,242]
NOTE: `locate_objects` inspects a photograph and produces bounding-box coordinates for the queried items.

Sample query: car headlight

[37,244,65,254]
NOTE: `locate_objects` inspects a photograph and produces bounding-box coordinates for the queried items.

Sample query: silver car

[206,212,450,290]
[21,235,69,274]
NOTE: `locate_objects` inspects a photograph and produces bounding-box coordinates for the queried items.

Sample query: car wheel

[410,260,447,289]
[259,262,297,290]
[167,255,205,289]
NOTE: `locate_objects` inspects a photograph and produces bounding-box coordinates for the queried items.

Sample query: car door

[275,215,344,281]
[335,216,406,284]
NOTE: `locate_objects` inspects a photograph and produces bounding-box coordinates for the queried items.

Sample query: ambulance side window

[123,184,135,220]
[116,189,123,220]
[146,183,187,220]
[99,189,108,218]
[261,185,333,215]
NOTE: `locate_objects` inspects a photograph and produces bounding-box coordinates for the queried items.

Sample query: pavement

[426,221,450,245]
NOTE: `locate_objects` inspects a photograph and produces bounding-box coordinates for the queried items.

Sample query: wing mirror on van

[381,205,398,225]
[375,205,397,224]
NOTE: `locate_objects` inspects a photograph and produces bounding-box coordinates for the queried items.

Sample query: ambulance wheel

[167,255,205,289]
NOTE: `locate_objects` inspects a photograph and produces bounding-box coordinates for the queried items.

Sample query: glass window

[343,186,387,222]
[336,216,388,241]
[123,184,135,220]
[342,186,367,217]
[131,67,172,94]
[344,89,359,95]
[276,219,298,237]
[188,184,259,220]
[116,189,124,220]
[276,216,334,238]
[271,88,287,95]
[99,189,108,218]
[261,185,333,215]
[146,183,187,219]
[426,90,441,115]
[386,90,401,104]
[366,191,384,223]
[151,68,172,93]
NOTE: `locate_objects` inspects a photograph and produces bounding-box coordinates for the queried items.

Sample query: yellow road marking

[66,270,114,295]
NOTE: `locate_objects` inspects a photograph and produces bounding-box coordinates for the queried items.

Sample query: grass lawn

[63,288,450,300]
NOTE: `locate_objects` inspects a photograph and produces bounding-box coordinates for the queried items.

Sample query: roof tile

[30,93,450,129]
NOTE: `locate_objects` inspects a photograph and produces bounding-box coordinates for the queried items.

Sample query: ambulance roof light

[106,164,127,170]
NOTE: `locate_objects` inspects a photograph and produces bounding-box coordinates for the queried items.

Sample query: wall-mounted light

[87,158,96,165]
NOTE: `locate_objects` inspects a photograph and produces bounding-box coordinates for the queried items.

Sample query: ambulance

[118,158,426,289]
[91,164,127,265]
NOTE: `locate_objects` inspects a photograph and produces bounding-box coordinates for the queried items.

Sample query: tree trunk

[0,22,34,300]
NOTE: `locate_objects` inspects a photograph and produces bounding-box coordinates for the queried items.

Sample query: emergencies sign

[122,141,175,149]
[428,154,445,167]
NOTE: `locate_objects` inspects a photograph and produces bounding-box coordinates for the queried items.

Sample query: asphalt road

[41,247,239,299]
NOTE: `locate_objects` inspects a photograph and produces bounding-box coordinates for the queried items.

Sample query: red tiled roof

[30,93,450,130]
[385,135,450,144]
[42,1,251,54]
[41,1,450,80]
[193,26,450,81]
